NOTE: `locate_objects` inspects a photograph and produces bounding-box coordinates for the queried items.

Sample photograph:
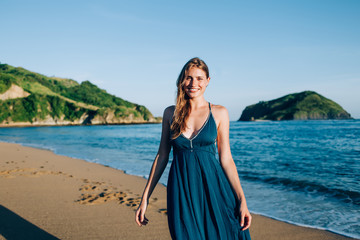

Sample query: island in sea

[0,63,161,127]
[238,91,352,121]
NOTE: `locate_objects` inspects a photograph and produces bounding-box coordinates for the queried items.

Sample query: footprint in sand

[76,190,128,205]
[125,197,142,208]
[0,168,75,179]
[79,184,98,191]
[76,181,145,210]
[0,168,37,177]
[158,209,168,215]
[28,170,67,177]
[82,178,90,183]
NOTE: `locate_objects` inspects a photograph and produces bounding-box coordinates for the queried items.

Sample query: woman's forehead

[186,66,207,76]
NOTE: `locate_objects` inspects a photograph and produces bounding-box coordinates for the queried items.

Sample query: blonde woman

[135,57,252,239]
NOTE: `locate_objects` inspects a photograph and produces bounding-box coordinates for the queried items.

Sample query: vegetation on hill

[0,63,158,126]
[239,91,352,121]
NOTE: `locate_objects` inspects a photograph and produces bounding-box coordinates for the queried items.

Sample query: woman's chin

[186,94,198,99]
[185,92,202,99]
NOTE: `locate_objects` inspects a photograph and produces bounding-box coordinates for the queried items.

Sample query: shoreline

[0,121,162,128]
[0,141,356,240]
[2,118,358,128]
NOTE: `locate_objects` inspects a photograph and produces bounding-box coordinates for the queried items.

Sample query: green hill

[238,91,352,121]
[0,63,160,126]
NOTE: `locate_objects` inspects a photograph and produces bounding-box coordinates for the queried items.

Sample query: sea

[0,120,359,239]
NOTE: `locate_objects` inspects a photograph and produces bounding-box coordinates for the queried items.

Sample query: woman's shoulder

[210,103,229,124]
[162,105,175,124]
[210,103,228,115]
[164,105,175,116]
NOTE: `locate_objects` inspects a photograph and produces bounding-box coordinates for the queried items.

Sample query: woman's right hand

[135,200,149,227]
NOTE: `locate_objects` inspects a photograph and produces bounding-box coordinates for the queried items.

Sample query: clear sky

[1,0,359,120]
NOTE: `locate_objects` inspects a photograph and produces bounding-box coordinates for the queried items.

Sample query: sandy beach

[0,141,355,240]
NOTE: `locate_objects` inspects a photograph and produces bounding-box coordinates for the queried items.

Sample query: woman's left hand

[239,202,252,231]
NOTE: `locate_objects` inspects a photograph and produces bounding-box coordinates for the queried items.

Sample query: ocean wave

[239,170,360,205]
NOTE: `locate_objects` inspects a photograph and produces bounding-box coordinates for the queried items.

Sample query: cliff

[0,63,161,127]
[238,91,352,121]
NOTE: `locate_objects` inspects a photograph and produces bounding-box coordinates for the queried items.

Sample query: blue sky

[1,0,359,120]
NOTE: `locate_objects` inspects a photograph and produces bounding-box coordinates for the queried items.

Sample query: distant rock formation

[238,91,352,121]
[0,63,161,127]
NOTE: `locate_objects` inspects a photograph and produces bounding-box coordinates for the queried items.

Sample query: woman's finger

[142,216,148,223]
[140,211,144,222]
[242,214,252,230]
[240,212,245,227]
[135,209,141,226]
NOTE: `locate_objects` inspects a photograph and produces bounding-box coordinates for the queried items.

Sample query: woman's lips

[187,88,200,92]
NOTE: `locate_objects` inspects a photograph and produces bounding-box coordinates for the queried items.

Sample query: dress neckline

[181,102,211,141]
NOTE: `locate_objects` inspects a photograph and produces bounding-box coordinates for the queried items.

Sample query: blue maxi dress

[167,103,252,239]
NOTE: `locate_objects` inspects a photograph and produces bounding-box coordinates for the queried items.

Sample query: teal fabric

[167,103,251,239]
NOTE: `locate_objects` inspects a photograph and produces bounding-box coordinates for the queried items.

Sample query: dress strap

[208,102,211,111]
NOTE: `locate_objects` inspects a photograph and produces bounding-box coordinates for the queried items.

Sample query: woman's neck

[188,97,208,111]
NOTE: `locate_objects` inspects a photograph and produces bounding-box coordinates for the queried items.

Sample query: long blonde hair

[170,57,210,139]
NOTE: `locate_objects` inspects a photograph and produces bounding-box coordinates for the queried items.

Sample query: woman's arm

[135,106,173,227]
[215,105,252,231]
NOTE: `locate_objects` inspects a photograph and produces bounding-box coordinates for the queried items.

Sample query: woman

[135,57,252,239]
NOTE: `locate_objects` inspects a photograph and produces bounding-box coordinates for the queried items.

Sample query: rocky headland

[239,91,352,121]
[0,63,161,127]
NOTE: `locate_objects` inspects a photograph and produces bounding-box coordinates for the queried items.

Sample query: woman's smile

[187,87,200,92]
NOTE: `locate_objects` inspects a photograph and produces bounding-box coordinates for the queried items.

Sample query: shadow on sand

[0,205,59,240]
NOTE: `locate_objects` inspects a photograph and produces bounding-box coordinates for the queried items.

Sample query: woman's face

[183,67,210,99]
